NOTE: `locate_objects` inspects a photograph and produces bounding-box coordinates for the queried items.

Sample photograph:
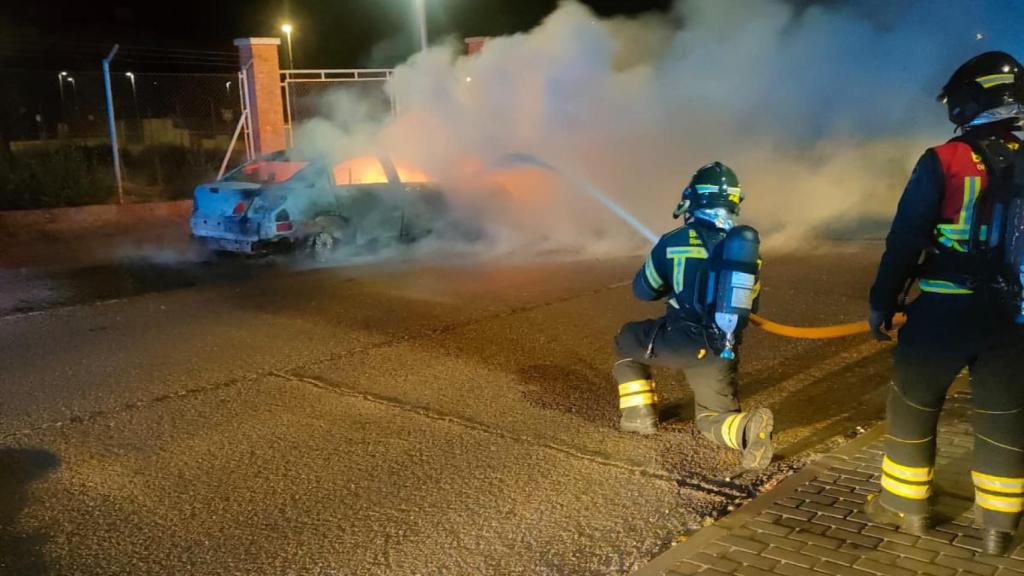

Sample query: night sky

[1,0,674,72]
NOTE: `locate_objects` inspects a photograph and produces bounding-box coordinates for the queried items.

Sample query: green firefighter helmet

[673,161,743,219]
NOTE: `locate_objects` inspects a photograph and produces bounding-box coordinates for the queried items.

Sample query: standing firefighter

[613,161,775,471]
[867,51,1024,555]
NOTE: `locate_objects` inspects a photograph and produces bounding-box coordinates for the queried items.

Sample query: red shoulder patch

[932,140,985,175]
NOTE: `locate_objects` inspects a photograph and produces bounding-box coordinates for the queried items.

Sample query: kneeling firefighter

[866,51,1024,555]
[613,161,774,471]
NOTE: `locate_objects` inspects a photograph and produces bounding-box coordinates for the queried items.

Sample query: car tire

[311,230,336,263]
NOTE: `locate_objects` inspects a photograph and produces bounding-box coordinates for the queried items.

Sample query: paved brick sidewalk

[637,394,1024,576]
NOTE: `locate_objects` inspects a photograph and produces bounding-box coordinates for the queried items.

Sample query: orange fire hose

[748,313,908,340]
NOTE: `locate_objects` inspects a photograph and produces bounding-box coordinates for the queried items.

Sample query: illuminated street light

[125,71,136,98]
[225,81,232,94]
[281,23,295,69]
[125,71,140,136]
[58,71,68,102]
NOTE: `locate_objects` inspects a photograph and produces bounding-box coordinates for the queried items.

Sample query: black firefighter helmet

[938,51,1024,128]
[673,161,743,219]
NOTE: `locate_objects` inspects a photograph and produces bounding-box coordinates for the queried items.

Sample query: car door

[330,157,405,244]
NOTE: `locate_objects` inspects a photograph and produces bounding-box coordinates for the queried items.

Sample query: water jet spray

[492,152,905,340]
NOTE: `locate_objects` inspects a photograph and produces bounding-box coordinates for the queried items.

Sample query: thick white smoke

[294,0,1024,256]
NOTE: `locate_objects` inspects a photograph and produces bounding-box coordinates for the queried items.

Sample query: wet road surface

[0,239,894,575]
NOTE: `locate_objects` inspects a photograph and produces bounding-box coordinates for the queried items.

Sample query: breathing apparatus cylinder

[982,141,1024,325]
[959,136,1024,324]
[1003,196,1024,324]
[708,225,761,359]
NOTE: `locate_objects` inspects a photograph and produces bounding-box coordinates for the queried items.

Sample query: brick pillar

[234,37,287,155]
[465,36,489,55]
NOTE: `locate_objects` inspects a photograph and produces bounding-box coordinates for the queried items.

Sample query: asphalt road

[0,236,895,575]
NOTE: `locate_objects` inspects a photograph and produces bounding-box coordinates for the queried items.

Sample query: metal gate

[219,67,394,177]
[216,65,254,179]
[281,69,395,146]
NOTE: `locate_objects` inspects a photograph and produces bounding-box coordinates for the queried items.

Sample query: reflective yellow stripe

[934,176,979,251]
[937,225,970,242]
[919,279,973,295]
[721,413,744,449]
[618,380,655,396]
[644,257,664,290]
[937,235,967,252]
[729,413,746,449]
[972,471,1024,494]
[883,456,934,483]
[881,475,932,500]
[619,392,657,409]
[977,73,1015,88]
[976,490,1024,513]
[666,246,708,293]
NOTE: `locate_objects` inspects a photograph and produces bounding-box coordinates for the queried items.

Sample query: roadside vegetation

[0,143,225,210]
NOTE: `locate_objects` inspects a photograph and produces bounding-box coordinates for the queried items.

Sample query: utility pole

[103,44,124,204]
[414,0,427,51]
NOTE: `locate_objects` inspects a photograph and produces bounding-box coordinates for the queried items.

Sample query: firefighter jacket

[870,128,1022,314]
[633,219,760,328]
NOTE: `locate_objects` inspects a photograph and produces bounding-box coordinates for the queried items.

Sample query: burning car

[190,152,457,260]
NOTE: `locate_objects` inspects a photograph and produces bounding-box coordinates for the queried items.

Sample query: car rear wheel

[311,231,335,262]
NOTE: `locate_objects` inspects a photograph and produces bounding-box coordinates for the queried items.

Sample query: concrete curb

[0,200,192,236]
[634,425,887,576]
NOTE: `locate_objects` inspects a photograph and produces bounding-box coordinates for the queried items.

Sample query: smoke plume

[294,0,1024,256]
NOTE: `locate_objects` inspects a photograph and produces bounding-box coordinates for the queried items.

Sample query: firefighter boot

[864,493,931,536]
[740,408,774,470]
[982,528,1015,556]
[982,528,1014,556]
[615,360,659,435]
[619,404,658,435]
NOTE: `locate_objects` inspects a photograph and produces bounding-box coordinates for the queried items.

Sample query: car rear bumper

[193,235,260,253]
[191,216,287,253]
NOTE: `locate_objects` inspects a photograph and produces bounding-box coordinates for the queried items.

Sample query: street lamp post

[126,72,141,141]
[58,71,68,102]
[281,23,295,69]
[414,0,427,51]
[126,72,137,99]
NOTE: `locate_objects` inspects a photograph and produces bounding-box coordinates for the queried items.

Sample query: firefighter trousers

[613,317,751,450]
[880,292,1024,532]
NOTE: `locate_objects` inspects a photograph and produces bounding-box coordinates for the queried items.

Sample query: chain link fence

[1,67,244,209]
[110,71,243,201]
[2,63,400,210]
[1,69,117,209]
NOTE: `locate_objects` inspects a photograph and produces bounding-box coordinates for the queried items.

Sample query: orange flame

[332,156,430,186]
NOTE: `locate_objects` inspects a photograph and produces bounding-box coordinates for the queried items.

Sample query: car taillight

[233,201,248,215]
[274,209,292,233]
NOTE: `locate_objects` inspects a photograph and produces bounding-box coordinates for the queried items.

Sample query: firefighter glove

[869,309,894,341]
